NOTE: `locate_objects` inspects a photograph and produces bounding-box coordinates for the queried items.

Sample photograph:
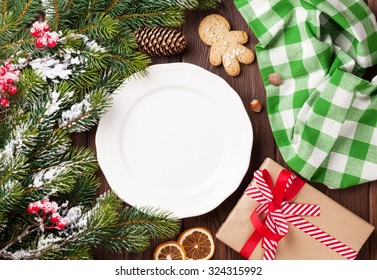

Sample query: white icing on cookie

[222,48,246,66]
[210,25,224,37]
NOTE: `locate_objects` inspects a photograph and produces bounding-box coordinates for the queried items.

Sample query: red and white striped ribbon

[286,215,357,260]
[263,213,278,260]
[245,169,357,260]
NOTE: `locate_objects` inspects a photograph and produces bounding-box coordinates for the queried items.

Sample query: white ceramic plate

[96,63,253,218]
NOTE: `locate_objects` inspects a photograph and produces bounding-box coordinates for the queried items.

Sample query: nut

[250,99,262,112]
[268,72,283,86]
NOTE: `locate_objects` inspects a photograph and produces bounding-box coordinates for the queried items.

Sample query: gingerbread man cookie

[198,14,254,76]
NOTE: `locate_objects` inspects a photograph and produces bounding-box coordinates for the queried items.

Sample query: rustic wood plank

[71,132,87,148]
[366,0,377,261]
[370,184,377,259]
[179,1,277,260]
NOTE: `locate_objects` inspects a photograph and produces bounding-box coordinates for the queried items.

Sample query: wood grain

[72,0,377,260]
[366,0,377,260]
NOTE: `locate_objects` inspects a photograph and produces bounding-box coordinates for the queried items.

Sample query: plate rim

[96,62,253,218]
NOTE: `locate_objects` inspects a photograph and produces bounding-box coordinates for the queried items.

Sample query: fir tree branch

[30,131,71,168]
[0,38,34,51]
[62,245,92,260]
[77,25,97,34]
[59,109,92,130]
[0,181,23,213]
[53,0,60,29]
[0,250,13,259]
[19,226,95,260]
[16,67,47,104]
[116,11,169,20]
[109,53,132,63]
[0,155,28,187]
[0,0,217,260]
[197,0,221,9]
[102,0,119,14]
[87,0,98,19]
[65,0,75,11]
[17,0,33,23]
[76,14,119,40]
[2,225,38,251]
[1,0,7,25]
[0,110,22,124]
[141,0,199,9]
[0,107,11,115]
[0,172,11,187]
[28,141,55,162]
[121,207,180,239]
[63,175,98,208]
[0,22,11,35]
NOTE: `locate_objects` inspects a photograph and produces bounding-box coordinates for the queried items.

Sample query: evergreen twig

[0,0,220,260]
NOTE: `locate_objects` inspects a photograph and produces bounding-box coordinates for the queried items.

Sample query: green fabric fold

[235,0,377,188]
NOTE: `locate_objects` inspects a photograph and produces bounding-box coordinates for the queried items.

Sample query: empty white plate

[96,63,253,218]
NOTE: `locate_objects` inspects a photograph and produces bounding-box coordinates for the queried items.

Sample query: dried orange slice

[153,241,186,260]
[177,227,215,260]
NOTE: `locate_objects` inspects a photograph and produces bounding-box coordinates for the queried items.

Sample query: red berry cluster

[27,199,67,230]
[0,62,20,107]
[30,21,60,48]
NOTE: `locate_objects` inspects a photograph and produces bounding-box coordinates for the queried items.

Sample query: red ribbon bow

[240,169,357,260]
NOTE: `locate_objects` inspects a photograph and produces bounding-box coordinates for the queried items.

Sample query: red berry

[27,205,34,213]
[30,29,37,37]
[36,38,45,48]
[5,63,13,71]
[27,203,40,214]
[6,78,13,84]
[0,97,8,107]
[47,40,56,48]
[2,84,8,92]
[56,219,67,229]
[9,86,17,95]
[51,213,60,223]
[0,67,6,76]
[43,25,50,32]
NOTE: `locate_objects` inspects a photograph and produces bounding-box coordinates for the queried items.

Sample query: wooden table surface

[74,0,377,260]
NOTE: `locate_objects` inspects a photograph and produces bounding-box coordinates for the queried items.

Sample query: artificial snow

[85,40,106,52]
[6,249,33,260]
[68,34,106,53]
[0,124,28,164]
[1,180,18,191]
[74,209,90,229]
[17,57,27,68]
[31,166,67,188]
[29,47,86,83]
[44,91,62,116]
[59,95,92,128]
[65,206,83,225]
[37,234,64,251]
[30,57,72,81]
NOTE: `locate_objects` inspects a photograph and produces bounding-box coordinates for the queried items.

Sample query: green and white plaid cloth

[235,0,377,188]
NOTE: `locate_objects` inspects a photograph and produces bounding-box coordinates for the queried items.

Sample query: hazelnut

[268,72,283,86]
[250,99,262,112]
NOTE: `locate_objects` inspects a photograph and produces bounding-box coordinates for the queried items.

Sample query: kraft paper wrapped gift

[216,158,374,260]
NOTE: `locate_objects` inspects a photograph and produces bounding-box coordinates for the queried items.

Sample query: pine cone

[134,27,187,56]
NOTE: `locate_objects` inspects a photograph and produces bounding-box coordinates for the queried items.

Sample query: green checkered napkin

[235,0,377,188]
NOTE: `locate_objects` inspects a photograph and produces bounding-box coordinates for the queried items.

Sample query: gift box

[216,158,374,260]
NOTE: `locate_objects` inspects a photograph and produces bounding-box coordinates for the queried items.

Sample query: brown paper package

[216,158,375,259]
